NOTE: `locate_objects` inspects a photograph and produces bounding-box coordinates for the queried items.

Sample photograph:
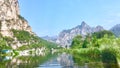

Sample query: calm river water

[0,52,119,68]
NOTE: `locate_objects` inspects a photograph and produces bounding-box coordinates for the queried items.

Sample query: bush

[12,29,31,42]
[101,48,117,63]
[13,50,19,55]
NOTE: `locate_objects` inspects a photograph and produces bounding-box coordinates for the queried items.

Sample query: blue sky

[18,0,120,37]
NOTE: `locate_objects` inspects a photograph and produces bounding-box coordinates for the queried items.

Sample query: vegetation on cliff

[0,29,58,51]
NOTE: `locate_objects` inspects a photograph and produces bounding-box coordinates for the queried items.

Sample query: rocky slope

[56,21,104,47]
[110,24,120,37]
[0,0,34,49]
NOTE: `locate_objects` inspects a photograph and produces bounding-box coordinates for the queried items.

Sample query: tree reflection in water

[101,49,119,68]
[0,52,120,68]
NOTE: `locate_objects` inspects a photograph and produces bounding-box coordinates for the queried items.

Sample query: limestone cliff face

[0,0,19,20]
[0,0,33,49]
[0,0,32,37]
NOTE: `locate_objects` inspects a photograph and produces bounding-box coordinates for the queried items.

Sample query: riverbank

[61,46,120,64]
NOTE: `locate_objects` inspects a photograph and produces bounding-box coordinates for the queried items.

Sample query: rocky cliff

[0,0,34,49]
[110,24,120,37]
[56,21,104,47]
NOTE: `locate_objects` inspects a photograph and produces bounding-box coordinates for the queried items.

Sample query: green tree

[82,34,91,48]
[71,35,83,48]
[92,30,114,39]
[82,39,88,48]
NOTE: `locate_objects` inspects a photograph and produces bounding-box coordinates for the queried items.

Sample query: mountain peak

[96,25,104,29]
[81,21,87,26]
[56,21,104,47]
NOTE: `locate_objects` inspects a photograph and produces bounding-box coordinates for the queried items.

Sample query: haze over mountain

[42,21,120,47]
[110,24,120,37]
[56,21,105,47]
[42,21,105,47]
[42,35,57,42]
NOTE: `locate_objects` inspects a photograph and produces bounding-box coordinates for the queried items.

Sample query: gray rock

[56,21,104,47]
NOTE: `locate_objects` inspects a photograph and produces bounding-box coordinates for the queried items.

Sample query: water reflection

[0,52,120,68]
[57,53,74,68]
[39,53,76,68]
[101,49,119,68]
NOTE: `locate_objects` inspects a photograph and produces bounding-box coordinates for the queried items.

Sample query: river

[0,52,119,68]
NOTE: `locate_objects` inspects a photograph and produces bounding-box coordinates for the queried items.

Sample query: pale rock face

[0,0,33,49]
[0,0,32,35]
[56,21,104,47]
[0,0,19,20]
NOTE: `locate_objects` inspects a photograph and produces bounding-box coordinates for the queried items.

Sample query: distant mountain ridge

[42,36,57,42]
[110,24,120,37]
[42,22,120,47]
[56,21,104,47]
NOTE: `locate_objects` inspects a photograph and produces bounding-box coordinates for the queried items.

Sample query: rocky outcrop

[0,0,34,49]
[110,24,120,37]
[56,21,104,47]
[0,0,32,36]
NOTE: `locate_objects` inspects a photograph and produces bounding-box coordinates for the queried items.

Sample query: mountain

[42,36,57,42]
[0,0,35,49]
[0,0,58,50]
[0,0,33,34]
[56,21,104,47]
[110,24,120,37]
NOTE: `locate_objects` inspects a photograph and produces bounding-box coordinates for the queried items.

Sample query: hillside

[0,0,57,50]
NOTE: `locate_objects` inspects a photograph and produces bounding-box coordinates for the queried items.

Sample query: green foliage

[82,34,91,48]
[71,30,116,49]
[71,34,92,48]
[13,50,19,56]
[18,15,27,22]
[11,29,59,50]
[92,30,114,39]
[82,40,88,48]
[0,38,7,49]
[0,36,12,49]
[12,29,31,42]
[70,30,120,62]
[21,53,57,67]
[0,29,58,51]
[71,35,83,48]
[17,37,58,50]
[3,36,14,42]
[101,48,117,63]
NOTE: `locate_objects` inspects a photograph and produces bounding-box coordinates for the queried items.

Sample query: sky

[18,0,120,37]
